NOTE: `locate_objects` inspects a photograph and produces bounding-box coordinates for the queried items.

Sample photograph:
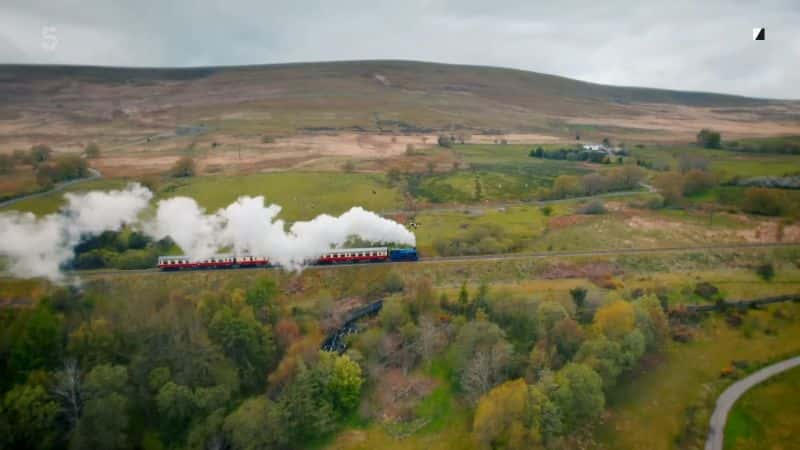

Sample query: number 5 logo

[42,26,58,52]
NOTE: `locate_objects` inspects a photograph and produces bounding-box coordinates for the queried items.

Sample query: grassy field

[0,178,130,215]
[0,173,404,221]
[593,303,800,450]
[629,146,800,179]
[724,366,800,450]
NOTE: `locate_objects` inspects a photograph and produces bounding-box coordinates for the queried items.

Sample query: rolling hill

[1,60,799,150]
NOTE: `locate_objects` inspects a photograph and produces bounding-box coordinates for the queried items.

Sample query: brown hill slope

[1,60,798,149]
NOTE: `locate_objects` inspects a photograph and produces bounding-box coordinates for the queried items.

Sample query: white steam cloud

[0,184,415,280]
[0,184,153,280]
[149,195,416,269]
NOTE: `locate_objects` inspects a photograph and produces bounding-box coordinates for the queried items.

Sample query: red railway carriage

[157,255,269,270]
[315,247,389,264]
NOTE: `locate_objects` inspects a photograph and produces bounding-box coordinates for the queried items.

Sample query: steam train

[157,246,419,270]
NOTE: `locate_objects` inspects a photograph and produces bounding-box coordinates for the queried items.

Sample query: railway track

[61,241,799,278]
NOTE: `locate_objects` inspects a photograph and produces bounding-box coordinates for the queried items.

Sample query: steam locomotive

[157,246,419,270]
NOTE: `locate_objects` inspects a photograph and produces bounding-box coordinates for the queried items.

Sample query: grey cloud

[0,0,798,98]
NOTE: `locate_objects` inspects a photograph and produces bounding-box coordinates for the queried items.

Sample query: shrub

[696,129,721,149]
[756,263,775,281]
[742,187,784,216]
[84,142,101,158]
[576,200,606,215]
[342,160,356,172]
[693,282,719,300]
[437,134,452,148]
[540,205,553,216]
[405,144,416,155]
[169,157,196,178]
[261,136,275,144]
[29,144,53,164]
[382,272,405,293]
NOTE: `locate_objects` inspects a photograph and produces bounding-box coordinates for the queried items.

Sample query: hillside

[1,60,799,153]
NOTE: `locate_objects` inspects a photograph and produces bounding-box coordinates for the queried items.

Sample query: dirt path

[705,355,800,450]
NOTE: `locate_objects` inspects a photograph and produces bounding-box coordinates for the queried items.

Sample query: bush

[342,160,356,172]
[84,142,101,158]
[540,205,553,216]
[576,200,606,215]
[756,263,775,281]
[405,144,416,155]
[693,282,719,300]
[696,129,721,149]
[742,188,784,216]
[169,157,196,178]
[29,144,53,164]
[437,135,452,148]
[382,272,405,293]
[35,154,89,187]
[261,136,275,144]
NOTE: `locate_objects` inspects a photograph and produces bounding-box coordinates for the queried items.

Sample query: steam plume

[1,184,415,280]
[149,195,415,269]
[0,184,152,280]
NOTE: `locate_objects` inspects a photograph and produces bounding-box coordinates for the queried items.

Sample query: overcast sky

[1,0,798,99]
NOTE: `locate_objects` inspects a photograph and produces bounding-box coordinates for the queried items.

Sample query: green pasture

[724,365,800,450]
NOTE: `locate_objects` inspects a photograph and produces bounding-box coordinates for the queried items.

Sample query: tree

[316,351,364,414]
[551,175,583,199]
[71,364,131,450]
[7,305,63,381]
[742,188,784,216]
[473,379,559,450]
[29,144,53,164]
[551,363,604,429]
[569,287,588,310]
[537,301,568,336]
[458,282,470,311]
[52,360,83,430]
[652,172,685,205]
[84,142,101,158]
[208,307,276,392]
[678,154,711,173]
[756,262,775,281]
[633,295,669,350]
[170,156,196,178]
[67,318,122,367]
[581,173,610,195]
[453,319,513,401]
[224,397,287,450]
[280,362,334,441]
[550,317,585,363]
[437,134,453,148]
[574,338,624,389]
[594,300,635,340]
[682,169,716,195]
[2,382,60,450]
[696,129,721,149]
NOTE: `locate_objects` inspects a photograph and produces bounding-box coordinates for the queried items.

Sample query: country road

[0,168,102,209]
[39,241,799,278]
[705,355,800,450]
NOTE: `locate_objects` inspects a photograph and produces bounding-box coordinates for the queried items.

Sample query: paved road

[705,355,800,450]
[0,168,102,209]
